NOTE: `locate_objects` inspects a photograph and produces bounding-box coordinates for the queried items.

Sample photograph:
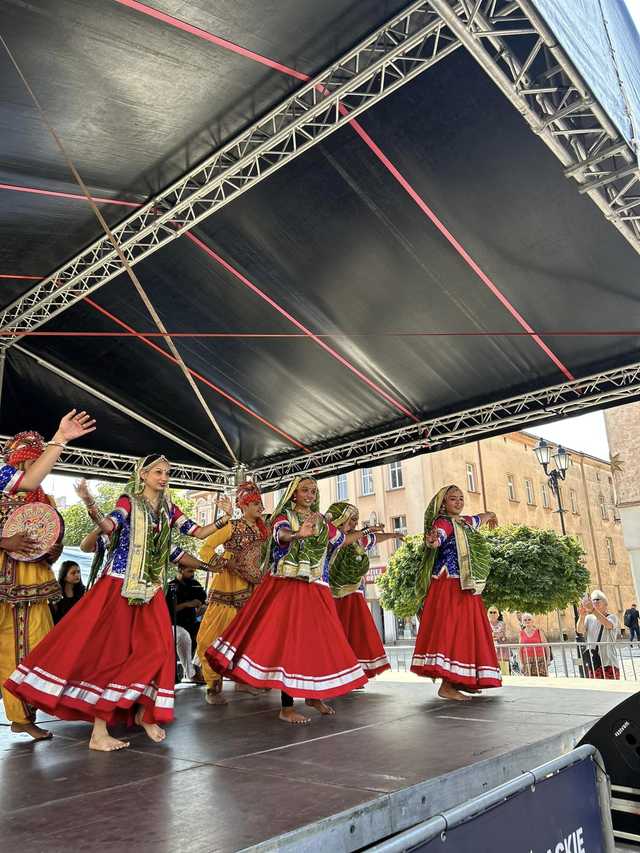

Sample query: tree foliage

[61,483,198,554]
[377,525,589,618]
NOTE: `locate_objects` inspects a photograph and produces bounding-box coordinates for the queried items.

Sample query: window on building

[606,536,615,565]
[541,483,550,509]
[507,474,517,501]
[391,515,407,552]
[599,493,608,520]
[524,478,535,505]
[466,463,477,493]
[570,488,578,514]
[198,507,208,525]
[388,461,404,490]
[336,473,348,501]
[368,539,380,558]
[360,467,374,496]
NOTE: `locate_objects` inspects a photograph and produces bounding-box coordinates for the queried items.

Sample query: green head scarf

[120,454,173,605]
[326,501,359,529]
[415,484,492,601]
[264,476,329,581]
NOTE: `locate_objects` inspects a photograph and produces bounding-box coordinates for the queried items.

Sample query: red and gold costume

[0,433,61,726]
[196,483,269,692]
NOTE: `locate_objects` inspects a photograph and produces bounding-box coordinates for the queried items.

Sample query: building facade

[191,429,634,642]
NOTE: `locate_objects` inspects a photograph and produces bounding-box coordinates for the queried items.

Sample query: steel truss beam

[0,438,228,490]
[0,1,462,346]
[428,0,640,254]
[252,360,640,486]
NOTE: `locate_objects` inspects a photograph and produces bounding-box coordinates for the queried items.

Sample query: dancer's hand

[45,542,64,563]
[74,478,93,504]
[0,532,38,556]
[424,528,439,549]
[54,410,96,443]
[298,513,320,539]
[485,512,498,529]
[216,494,233,517]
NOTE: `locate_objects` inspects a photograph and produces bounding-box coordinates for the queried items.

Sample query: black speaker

[578,692,640,846]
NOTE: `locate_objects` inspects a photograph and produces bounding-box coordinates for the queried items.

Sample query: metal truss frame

[0,439,228,490]
[428,0,640,254]
[0,0,463,345]
[252,360,640,486]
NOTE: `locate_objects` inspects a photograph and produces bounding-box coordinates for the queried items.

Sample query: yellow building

[192,429,634,642]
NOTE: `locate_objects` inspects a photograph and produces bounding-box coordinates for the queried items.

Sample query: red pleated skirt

[206,574,367,698]
[410,575,501,689]
[4,575,175,724]
[334,591,390,678]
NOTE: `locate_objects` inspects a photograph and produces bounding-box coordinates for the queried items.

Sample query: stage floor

[0,680,631,852]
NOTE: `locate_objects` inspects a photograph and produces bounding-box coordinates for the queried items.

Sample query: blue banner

[414,757,605,853]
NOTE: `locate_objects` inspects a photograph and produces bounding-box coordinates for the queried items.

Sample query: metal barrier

[384,641,640,681]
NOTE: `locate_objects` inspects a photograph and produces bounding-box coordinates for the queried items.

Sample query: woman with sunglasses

[518,614,550,677]
[6,454,226,751]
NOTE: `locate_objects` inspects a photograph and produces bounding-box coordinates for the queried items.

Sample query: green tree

[377,526,589,618]
[61,483,198,555]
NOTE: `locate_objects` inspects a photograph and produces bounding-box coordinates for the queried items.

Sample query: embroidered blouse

[432,515,481,578]
[103,495,199,579]
[272,515,343,583]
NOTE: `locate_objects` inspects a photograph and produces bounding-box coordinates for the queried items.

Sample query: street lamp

[534,438,569,534]
[534,438,579,631]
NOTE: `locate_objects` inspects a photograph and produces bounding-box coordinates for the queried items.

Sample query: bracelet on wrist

[47,441,67,449]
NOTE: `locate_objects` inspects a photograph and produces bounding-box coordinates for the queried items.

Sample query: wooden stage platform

[1,679,631,852]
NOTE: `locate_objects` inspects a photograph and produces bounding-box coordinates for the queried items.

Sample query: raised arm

[20,410,96,491]
[188,494,232,540]
[75,479,115,535]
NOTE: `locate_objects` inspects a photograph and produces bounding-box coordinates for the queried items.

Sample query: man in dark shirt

[624,603,640,646]
[166,567,207,653]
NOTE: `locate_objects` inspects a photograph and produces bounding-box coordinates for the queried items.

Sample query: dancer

[326,501,398,679]
[0,410,96,740]
[411,485,501,701]
[206,477,369,725]
[5,454,224,751]
[196,482,269,705]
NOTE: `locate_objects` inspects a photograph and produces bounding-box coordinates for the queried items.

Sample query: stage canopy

[1,0,640,488]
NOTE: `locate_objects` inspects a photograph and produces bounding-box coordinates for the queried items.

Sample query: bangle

[215,515,229,529]
[48,441,67,449]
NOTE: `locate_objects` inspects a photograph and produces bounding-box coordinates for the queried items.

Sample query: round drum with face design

[3,502,63,562]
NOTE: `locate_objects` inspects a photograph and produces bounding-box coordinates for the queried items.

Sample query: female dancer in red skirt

[326,501,399,679]
[5,454,224,751]
[206,477,370,725]
[411,484,501,701]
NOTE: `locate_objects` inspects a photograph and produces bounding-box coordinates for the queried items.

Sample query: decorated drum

[2,502,63,562]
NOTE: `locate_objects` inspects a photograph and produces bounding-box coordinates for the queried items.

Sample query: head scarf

[416,485,492,601]
[120,454,172,605]
[236,481,262,508]
[3,431,47,503]
[325,501,359,529]
[263,476,328,580]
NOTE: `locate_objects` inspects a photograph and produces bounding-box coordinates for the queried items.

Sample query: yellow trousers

[197,599,238,688]
[0,600,53,723]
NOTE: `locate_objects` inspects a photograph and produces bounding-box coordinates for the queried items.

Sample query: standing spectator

[487,606,511,675]
[578,590,621,679]
[624,602,640,647]
[166,567,206,681]
[518,614,550,677]
[52,561,86,623]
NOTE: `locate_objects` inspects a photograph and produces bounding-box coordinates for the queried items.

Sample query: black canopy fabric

[1,0,640,472]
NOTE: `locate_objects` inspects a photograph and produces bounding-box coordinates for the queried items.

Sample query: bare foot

[205,686,228,705]
[438,682,472,702]
[279,707,311,725]
[305,699,336,715]
[234,683,261,696]
[134,708,166,742]
[89,732,130,751]
[11,721,53,741]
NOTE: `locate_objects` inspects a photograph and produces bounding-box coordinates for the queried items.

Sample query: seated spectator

[578,590,620,679]
[52,560,86,623]
[518,614,550,677]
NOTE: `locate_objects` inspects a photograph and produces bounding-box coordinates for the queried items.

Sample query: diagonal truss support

[0,438,229,490]
[252,360,640,486]
[0,1,462,346]
[427,0,640,253]
[13,345,228,469]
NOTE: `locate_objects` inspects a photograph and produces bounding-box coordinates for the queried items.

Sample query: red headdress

[3,431,47,503]
[235,481,262,509]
